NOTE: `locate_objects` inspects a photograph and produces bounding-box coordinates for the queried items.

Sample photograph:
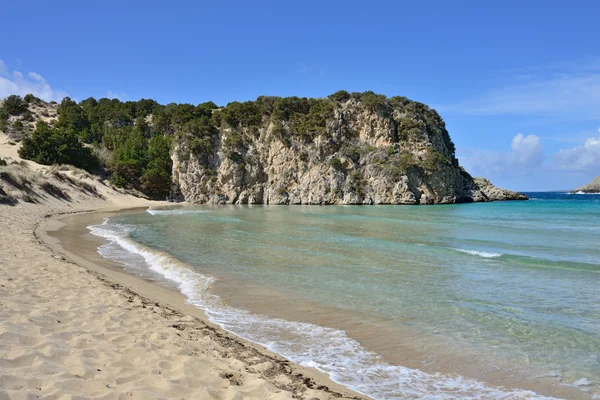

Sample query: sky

[1,0,599,191]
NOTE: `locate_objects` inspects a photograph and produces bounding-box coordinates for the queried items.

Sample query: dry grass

[93,147,113,169]
[0,164,77,203]
[0,164,41,190]
[48,168,104,199]
[0,185,17,205]
[47,164,96,181]
[0,154,106,205]
[40,181,70,200]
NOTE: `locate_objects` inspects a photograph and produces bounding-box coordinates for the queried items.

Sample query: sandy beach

[0,203,366,400]
[0,130,365,399]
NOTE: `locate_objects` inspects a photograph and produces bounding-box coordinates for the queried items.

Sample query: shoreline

[39,206,591,400]
[35,206,368,400]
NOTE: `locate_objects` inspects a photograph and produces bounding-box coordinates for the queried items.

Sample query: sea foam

[88,217,559,400]
[454,248,503,258]
[146,208,212,216]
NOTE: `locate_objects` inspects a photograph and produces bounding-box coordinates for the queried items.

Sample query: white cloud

[553,137,600,172]
[510,133,544,168]
[0,59,68,102]
[440,59,600,119]
[106,90,127,100]
[458,134,544,177]
[0,60,8,77]
[28,72,45,82]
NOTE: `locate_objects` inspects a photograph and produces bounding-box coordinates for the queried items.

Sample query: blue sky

[1,0,599,191]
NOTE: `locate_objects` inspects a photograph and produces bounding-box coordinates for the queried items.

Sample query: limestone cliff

[171,93,527,204]
[571,176,600,193]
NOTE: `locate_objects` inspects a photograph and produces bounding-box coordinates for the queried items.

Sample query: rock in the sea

[571,176,600,193]
[170,94,527,205]
[472,178,528,201]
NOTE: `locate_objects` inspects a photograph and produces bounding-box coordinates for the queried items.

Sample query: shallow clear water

[89,193,600,399]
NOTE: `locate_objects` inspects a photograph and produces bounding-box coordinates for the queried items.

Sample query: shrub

[110,130,148,185]
[223,130,245,149]
[271,97,310,120]
[21,110,35,122]
[328,90,351,103]
[216,101,262,128]
[388,96,411,109]
[109,172,127,188]
[422,148,450,172]
[289,99,334,141]
[361,91,389,115]
[12,120,24,132]
[190,137,214,155]
[3,95,28,116]
[271,119,291,147]
[182,116,216,139]
[19,122,100,172]
[342,145,361,162]
[384,152,414,180]
[329,157,343,170]
[228,151,244,163]
[397,118,425,141]
[24,94,42,104]
[140,135,172,198]
[57,97,89,134]
[348,170,366,196]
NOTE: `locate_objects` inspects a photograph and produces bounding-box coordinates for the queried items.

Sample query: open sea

[88,192,600,399]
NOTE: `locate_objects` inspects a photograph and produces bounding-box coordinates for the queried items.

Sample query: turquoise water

[89,193,600,399]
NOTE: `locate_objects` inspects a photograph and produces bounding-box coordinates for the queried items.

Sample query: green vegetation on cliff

[2,91,457,200]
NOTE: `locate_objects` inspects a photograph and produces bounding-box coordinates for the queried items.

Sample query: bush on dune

[18,122,100,172]
[2,95,28,116]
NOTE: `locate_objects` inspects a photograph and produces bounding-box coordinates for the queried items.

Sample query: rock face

[171,96,526,205]
[571,176,600,193]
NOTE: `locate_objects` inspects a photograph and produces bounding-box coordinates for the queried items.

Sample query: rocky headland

[1,91,527,206]
[571,176,600,193]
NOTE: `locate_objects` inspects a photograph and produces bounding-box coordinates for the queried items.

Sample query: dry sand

[0,133,365,400]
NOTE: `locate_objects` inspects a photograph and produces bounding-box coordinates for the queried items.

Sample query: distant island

[1,91,527,205]
[571,176,600,193]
